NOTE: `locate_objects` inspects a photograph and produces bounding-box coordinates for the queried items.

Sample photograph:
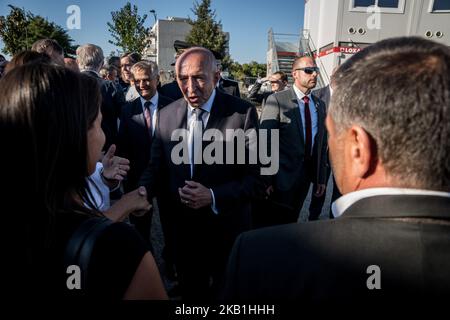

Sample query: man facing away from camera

[222,36,450,303]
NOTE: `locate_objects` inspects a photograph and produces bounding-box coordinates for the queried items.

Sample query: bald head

[175,47,220,107]
[292,56,314,70]
[175,47,218,75]
[292,56,319,94]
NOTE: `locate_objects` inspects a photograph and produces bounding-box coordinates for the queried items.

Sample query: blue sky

[0,0,304,63]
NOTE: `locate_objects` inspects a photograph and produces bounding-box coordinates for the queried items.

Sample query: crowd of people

[2,35,449,302]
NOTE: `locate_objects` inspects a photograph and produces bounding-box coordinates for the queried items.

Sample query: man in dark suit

[217,76,241,98]
[76,44,125,151]
[159,40,189,101]
[116,60,173,248]
[222,37,450,303]
[257,56,327,226]
[308,78,341,221]
[139,47,259,300]
[247,71,288,107]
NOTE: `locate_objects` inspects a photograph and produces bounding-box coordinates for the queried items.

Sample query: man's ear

[345,125,376,180]
[214,70,221,84]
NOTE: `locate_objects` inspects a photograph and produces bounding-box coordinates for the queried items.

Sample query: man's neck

[294,83,310,95]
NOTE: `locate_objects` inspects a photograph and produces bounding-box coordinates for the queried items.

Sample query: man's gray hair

[76,44,104,72]
[330,36,450,191]
[130,60,159,79]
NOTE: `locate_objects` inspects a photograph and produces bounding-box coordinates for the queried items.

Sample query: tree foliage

[186,0,229,67]
[229,60,266,81]
[107,2,149,54]
[0,5,75,56]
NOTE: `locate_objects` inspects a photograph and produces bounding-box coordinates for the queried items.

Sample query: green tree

[107,2,149,54]
[0,5,75,56]
[229,60,266,81]
[242,61,266,78]
[186,0,228,67]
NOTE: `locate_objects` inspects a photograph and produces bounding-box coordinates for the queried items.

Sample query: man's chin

[187,97,202,107]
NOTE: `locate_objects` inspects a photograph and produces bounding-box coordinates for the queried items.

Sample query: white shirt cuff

[209,188,219,214]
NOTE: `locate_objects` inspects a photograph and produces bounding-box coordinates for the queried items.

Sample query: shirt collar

[293,83,312,102]
[140,91,159,109]
[188,89,216,114]
[332,187,450,218]
[81,69,101,78]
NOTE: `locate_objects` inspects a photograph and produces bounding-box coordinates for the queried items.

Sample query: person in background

[117,60,173,249]
[64,57,80,72]
[100,64,118,82]
[308,69,341,221]
[119,52,141,98]
[139,47,260,300]
[257,56,327,226]
[222,36,450,303]
[76,44,125,151]
[31,38,65,66]
[247,71,288,107]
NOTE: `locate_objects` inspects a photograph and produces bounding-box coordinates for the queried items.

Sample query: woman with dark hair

[1,63,167,299]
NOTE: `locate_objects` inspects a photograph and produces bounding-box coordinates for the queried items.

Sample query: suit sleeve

[235,83,241,98]
[211,105,263,211]
[247,81,264,104]
[138,112,164,200]
[258,94,280,187]
[317,101,328,185]
[220,233,244,301]
[111,81,126,123]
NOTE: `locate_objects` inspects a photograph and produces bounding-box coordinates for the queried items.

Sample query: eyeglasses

[294,67,320,75]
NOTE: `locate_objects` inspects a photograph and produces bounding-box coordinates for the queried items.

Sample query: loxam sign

[315,46,362,58]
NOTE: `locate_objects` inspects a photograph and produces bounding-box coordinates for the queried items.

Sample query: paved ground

[150,174,336,297]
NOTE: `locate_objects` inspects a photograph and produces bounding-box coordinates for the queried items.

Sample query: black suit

[159,80,183,101]
[139,89,259,299]
[247,81,273,106]
[116,94,173,246]
[257,88,327,225]
[308,85,341,220]
[82,71,125,151]
[218,77,241,98]
[117,94,173,192]
[222,194,450,303]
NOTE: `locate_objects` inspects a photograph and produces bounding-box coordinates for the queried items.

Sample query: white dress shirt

[126,85,140,102]
[186,89,218,214]
[140,92,159,136]
[332,187,450,218]
[293,84,318,154]
[86,162,111,212]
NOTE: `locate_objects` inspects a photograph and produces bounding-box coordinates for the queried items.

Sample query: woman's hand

[104,187,152,221]
[101,144,130,187]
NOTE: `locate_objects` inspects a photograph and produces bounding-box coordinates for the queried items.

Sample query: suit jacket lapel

[312,94,325,144]
[174,99,190,179]
[193,90,225,181]
[288,88,305,147]
[205,90,225,131]
[131,99,153,143]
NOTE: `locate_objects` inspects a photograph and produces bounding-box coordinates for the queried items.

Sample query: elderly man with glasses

[257,56,328,226]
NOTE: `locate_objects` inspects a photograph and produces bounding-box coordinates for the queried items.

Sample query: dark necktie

[143,101,152,137]
[302,96,312,161]
[190,108,205,177]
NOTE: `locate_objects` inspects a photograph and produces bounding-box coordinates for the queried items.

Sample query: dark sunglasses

[295,67,320,75]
